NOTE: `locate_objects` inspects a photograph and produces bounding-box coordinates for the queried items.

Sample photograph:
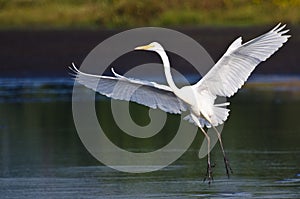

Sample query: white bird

[70,24,290,183]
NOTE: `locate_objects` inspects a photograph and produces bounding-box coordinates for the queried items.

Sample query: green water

[0,78,299,198]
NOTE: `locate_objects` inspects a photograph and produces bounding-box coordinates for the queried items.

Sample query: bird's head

[134,42,164,52]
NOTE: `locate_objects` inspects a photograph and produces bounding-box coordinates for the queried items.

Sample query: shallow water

[0,77,300,198]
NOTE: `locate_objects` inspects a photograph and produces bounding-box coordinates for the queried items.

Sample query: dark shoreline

[1,26,299,77]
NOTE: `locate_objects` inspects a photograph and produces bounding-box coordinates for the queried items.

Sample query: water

[0,76,300,198]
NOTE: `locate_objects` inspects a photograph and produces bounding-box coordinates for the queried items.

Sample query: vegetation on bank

[0,0,299,29]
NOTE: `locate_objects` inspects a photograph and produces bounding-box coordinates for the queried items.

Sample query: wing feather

[194,23,290,97]
[70,64,187,114]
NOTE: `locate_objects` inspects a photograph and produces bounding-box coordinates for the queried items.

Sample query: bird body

[70,24,290,183]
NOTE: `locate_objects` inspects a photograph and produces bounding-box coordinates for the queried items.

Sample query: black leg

[199,125,214,184]
[224,156,233,178]
[203,162,214,184]
[212,126,233,178]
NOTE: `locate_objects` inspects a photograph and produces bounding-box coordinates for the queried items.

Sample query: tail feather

[210,106,230,126]
[184,103,230,128]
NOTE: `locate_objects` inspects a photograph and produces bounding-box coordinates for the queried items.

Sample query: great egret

[70,24,290,183]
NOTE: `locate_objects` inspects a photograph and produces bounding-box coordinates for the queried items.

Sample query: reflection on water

[0,76,300,198]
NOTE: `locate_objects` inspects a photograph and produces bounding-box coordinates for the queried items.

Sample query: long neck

[157,50,179,92]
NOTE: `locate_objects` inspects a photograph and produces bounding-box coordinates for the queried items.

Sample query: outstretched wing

[194,23,290,97]
[70,63,187,114]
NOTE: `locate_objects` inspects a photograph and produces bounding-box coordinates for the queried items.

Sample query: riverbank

[0,0,299,29]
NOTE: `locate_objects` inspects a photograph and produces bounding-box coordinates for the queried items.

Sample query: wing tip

[111,67,123,79]
[68,62,80,76]
[271,23,291,37]
[111,67,116,75]
[271,23,282,32]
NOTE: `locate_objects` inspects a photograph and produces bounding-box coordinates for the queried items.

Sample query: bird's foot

[203,163,214,185]
[224,157,233,178]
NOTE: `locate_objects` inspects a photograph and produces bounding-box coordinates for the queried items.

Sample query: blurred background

[0,0,300,198]
[0,0,300,76]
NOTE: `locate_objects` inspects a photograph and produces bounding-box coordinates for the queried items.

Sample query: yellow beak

[134,44,153,50]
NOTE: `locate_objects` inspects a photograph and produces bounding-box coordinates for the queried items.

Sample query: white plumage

[71,24,289,128]
[70,24,290,183]
[70,65,187,114]
[195,23,290,98]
